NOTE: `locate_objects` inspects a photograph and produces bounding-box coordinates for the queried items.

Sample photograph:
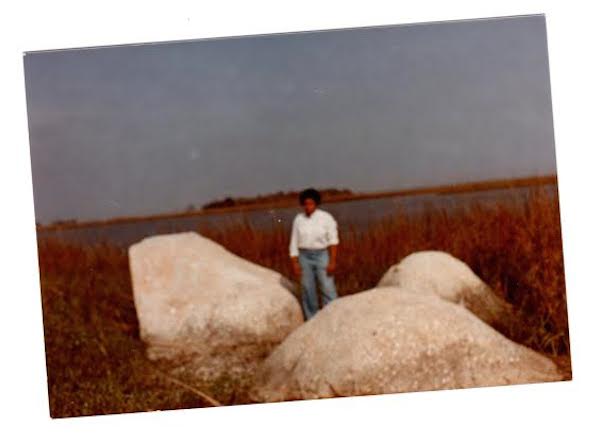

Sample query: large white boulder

[378,251,514,329]
[250,286,561,402]
[128,232,303,396]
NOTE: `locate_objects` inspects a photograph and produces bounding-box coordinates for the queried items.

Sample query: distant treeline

[43,219,78,228]
[38,176,556,230]
[201,188,354,210]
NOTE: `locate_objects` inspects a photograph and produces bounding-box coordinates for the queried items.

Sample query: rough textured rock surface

[128,232,303,399]
[378,251,515,330]
[250,287,561,402]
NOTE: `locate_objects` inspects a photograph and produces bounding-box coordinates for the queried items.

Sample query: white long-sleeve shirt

[289,208,339,257]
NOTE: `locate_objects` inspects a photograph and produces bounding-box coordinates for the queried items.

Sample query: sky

[24,15,556,223]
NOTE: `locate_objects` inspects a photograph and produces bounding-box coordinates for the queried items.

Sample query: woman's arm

[325,215,339,275]
[289,216,299,258]
[289,217,301,278]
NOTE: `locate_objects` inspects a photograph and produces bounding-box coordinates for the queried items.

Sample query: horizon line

[36,174,558,232]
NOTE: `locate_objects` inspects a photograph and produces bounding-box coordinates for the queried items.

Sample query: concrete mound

[378,251,515,329]
[250,286,560,402]
[128,232,303,398]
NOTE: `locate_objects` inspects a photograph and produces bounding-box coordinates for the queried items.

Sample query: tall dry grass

[199,186,569,355]
[37,186,569,417]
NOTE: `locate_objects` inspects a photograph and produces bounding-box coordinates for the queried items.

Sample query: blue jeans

[298,248,338,320]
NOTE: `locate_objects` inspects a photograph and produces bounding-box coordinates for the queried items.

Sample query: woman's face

[302,198,317,216]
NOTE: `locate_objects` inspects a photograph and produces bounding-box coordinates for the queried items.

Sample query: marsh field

[36,179,570,417]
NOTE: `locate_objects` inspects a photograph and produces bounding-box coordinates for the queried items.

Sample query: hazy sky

[24,15,556,223]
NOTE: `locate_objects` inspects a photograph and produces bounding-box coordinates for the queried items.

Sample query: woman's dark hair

[299,188,321,205]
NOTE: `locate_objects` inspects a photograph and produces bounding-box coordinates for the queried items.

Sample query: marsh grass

[37,186,569,417]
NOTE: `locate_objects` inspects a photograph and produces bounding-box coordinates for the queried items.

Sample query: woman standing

[289,188,339,320]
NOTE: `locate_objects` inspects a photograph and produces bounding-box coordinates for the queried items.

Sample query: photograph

[23,13,570,418]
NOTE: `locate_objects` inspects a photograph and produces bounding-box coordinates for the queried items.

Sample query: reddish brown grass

[199,186,569,355]
[37,186,569,417]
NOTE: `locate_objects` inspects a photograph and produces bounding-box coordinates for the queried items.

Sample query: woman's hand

[291,258,302,279]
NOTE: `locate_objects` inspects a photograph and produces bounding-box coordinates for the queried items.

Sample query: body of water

[38,185,557,248]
